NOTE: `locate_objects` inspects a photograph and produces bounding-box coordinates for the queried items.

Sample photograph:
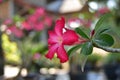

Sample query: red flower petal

[48,31,59,44]
[45,44,58,59]
[55,17,65,36]
[63,29,79,45]
[57,45,68,63]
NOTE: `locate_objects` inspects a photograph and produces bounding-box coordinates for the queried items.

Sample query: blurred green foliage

[104,53,120,64]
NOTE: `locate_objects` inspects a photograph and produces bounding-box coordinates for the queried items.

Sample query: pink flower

[95,7,110,17]
[34,22,44,31]
[34,7,45,16]
[0,0,2,3]
[98,7,109,14]
[22,7,53,31]
[33,53,41,60]
[28,14,38,23]
[45,17,79,63]
[3,19,13,25]
[7,26,24,38]
[22,21,32,30]
[22,16,44,31]
[44,16,53,27]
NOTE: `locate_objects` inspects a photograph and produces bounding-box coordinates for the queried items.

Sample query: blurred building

[0,0,14,19]
[0,0,88,19]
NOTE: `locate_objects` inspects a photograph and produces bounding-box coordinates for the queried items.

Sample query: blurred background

[0,0,120,80]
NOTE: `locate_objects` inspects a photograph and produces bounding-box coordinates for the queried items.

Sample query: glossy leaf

[94,34,114,47]
[75,28,89,39]
[99,28,110,34]
[94,28,110,37]
[81,42,93,55]
[94,13,111,31]
[68,44,82,57]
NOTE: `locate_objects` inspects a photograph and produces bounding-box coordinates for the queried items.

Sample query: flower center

[58,36,63,44]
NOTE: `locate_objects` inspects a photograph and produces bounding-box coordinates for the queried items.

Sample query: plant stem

[93,43,120,53]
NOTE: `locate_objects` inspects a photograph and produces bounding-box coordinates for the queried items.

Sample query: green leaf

[68,44,82,57]
[99,28,110,34]
[28,8,35,14]
[13,15,25,22]
[75,28,89,39]
[94,27,110,38]
[81,42,93,55]
[94,34,114,47]
[79,54,89,72]
[94,13,111,31]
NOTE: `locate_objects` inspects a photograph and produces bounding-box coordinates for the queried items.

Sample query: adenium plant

[0,7,54,75]
[45,13,120,68]
[2,18,24,38]
[45,17,86,63]
[2,7,53,39]
[22,7,52,31]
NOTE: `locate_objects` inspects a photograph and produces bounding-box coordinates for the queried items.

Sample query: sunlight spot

[48,68,57,75]
[4,65,19,78]
[107,0,116,8]
[40,68,48,74]
[89,2,98,10]
[21,68,28,77]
